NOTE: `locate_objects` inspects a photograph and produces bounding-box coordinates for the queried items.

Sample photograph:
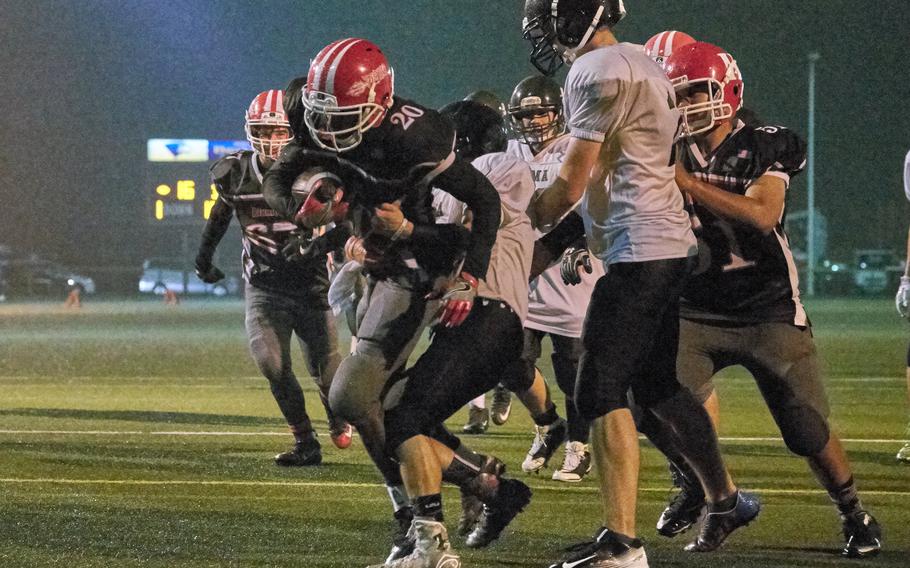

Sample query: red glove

[434,272,478,328]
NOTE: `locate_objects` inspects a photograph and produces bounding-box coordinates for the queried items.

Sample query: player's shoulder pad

[387,96,455,165]
[210,150,247,182]
[749,124,807,176]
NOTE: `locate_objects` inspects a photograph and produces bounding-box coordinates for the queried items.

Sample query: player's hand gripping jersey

[679,121,808,324]
[208,150,328,304]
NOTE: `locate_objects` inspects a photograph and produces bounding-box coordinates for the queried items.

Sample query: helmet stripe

[264,89,274,114]
[326,38,364,96]
[312,38,355,93]
[664,31,676,55]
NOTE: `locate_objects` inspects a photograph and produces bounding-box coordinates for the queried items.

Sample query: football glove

[560,247,593,286]
[896,276,910,318]
[431,272,478,328]
[194,255,224,284]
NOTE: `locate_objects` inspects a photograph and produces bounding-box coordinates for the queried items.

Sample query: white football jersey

[564,42,697,264]
[506,135,604,337]
[434,153,535,322]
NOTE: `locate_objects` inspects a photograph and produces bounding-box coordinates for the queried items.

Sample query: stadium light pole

[806,51,820,297]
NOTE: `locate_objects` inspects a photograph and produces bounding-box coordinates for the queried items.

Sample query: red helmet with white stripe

[644,30,696,68]
[245,90,292,161]
[664,42,744,136]
[303,38,395,152]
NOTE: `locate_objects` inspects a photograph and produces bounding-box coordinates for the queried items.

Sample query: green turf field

[0,298,907,567]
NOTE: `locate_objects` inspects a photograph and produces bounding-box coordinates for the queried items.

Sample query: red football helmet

[644,30,696,68]
[245,90,292,160]
[303,38,395,152]
[664,42,744,136]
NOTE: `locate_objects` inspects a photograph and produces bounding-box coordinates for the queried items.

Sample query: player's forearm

[262,142,311,220]
[197,200,232,260]
[904,225,910,277]
[533,177,578,228]
[685,179,778,234]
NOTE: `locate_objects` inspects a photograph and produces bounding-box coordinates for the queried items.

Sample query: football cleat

[386,507,416,564]
[329,420,354,450]
[841,510,882,558]
[897,442,910,463]
[548,527,649,568]
[465,478,532,548]
[552,441,592,483]
[522,418,568,473]
[457,486,484,536]
[490,385,513,425]
[274,433,322,466]
[684,491,760,552]
[656,463,706,537]
[462,405,489,435]
[370,519,461,568]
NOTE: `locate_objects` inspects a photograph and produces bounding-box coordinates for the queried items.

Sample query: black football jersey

[264,96,500,280]
[679,121,808,325]
[210,151,329,303]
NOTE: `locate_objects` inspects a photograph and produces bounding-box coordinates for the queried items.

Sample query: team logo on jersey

[347,64,390,100]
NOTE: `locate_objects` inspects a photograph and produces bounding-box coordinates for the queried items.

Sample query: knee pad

[777,405,830,457]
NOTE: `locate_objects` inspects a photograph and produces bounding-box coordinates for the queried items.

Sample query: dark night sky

[1,0,908,272]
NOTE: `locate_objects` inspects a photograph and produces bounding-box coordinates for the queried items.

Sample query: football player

[377,100,536,568]
[651,41,882,558]
[262,38,501,560]
[522,2,757,566]
[897,148,910,464]
[504,74,604,482]
[195,90,351,467]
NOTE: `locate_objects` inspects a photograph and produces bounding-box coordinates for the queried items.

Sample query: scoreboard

[146,138,250,225]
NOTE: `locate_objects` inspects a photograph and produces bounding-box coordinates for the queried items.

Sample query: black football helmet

[463,90,506,116]
[523,0,627,75]
[507,75,565,149]
[439,100,508,162]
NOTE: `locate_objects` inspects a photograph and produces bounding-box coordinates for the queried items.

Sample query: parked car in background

[138,258,240,297]
[0,246,95,298]
[853,249,902,295]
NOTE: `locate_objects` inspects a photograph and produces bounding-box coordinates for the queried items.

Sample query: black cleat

[685,490,760,552]
[465,478,532,548]
[548,527,648,568]
[385,506,416,563]
[841,510,882,558]
[274,434,322,466]
[656,464,706,537]
[490,385,512,425]
[457,486,484,536]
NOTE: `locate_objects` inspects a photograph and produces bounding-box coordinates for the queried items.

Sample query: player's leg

[293,304,351,449]
[637,286,755,553]
[328,276,439,553]
[898,344,910,463]
[508,329,568,473]
[550,333,592,482]
[746,322,881,558]
[244,285,320,466]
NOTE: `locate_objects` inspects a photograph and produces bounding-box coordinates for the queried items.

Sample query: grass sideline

[0,298,908,567]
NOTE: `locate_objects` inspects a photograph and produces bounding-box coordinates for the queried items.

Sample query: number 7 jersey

[680,120,809,325]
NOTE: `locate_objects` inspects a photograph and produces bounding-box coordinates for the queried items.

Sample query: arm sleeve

[410,223,470,256]
[430,158,501,279]
[196,199,232,262]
